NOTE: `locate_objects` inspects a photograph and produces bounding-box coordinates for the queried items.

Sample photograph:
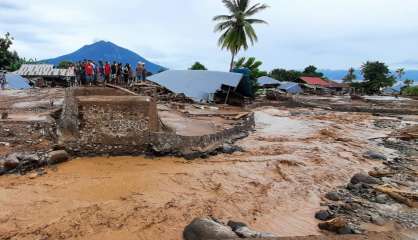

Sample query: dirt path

[0,107,398,239]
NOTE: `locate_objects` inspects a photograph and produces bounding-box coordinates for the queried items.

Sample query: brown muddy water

[0,107,394,240]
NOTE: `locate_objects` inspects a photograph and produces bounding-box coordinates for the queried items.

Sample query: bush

[403,86,418,96]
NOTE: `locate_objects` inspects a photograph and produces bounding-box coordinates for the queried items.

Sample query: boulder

[325,191,342,201]
[363,151,387,161]
[370,214,386,226]
[315,210,333,221]
[376,194,389,204]
[227,221,275,238]
[47,150,70,165]
[318,217,354,235]
[350,173,380,185]
[4,153,20,170]
[183,218,237,240]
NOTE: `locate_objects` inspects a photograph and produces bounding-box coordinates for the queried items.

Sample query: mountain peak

[44,41,166,73]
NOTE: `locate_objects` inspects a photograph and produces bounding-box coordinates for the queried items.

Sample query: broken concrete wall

[151,113,255,155]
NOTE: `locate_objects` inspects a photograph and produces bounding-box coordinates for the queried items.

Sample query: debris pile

[316,124,418,234]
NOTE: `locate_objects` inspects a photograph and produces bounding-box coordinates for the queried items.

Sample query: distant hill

[43,41,166,74]
[321,69,418,84]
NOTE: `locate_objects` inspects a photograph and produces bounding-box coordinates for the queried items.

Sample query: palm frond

[222,0,238,13]
[213,14,234,21]
[245,3,269,16]
[214,21,234,32]
[245,18,268,24]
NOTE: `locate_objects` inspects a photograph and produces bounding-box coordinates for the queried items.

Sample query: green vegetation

[302,65,324,78]
[360,61,396,94]
[404,79,414,87]
[234,57,267,78]
[403,86,418,96]
[268,65,324,82]
[343,67,357,83]
[213,0,268,70]
[269,68,301,82]
[0,32,22,71]
[189,62,207,70]
[58,61,73,69]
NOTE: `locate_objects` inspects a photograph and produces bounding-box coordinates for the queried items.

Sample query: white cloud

[1,0,418,71]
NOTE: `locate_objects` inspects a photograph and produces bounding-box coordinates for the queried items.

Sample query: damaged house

[147,70,249,105]
[14,64,75,87]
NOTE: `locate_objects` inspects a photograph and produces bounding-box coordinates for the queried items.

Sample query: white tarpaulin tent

[148,70,243,102]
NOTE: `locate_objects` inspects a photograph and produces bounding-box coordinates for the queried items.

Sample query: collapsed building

[59,86,255,157]
[14,64,75,87]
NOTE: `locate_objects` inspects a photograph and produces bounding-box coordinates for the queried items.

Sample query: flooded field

[0,106,404,240]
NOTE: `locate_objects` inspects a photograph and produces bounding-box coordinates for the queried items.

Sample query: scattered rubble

[316,122,418,235]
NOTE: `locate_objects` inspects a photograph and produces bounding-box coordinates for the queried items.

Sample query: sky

[1,0,418,72]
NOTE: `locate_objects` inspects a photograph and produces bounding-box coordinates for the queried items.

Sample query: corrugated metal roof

[257,76,279,85]
[300,77,331,87]
[148,70,243,102]
[14,64,75,77]
[278,81,303,94]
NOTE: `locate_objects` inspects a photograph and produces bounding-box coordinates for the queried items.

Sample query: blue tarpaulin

[5,74,31,89]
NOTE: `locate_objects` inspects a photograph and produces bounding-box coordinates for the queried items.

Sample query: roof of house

[147,70,243,102]
[299,77,331,87]
[257,76,279,86]
[278,81,303,94]
[14,64,75,77]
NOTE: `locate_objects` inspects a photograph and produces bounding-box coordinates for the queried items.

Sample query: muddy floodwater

[0,107,403,239]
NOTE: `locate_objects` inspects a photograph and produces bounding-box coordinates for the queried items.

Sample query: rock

[234,226,275,238]
[47,150,70,165]
[1,112,8,119]
[363,150,387,161]
[351,173,380,185]
[370,214,386,226]
[21,154,40,163]
[220,144,242,154]
[227,220,275,238]
[315,210,333,221]
[4,154,20,170]
[325,191,342,201]
[28,172,38,179]
[227,221,247,231]
[318,217,354,235]
[183,218,237,240]
[376,194,389,204]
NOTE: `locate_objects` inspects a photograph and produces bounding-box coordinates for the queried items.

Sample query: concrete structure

[59,87,255,157]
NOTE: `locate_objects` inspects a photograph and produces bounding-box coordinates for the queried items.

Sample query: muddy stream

[0,107,395,239]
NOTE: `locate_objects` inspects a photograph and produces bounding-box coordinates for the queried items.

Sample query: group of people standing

[74,60,147,87]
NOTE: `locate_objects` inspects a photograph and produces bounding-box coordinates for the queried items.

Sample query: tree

[343,67,357,83]
[0,32,21,71]
[302,65,324,78]
[269,68,301,82]
[396,68,405,81]
[361,61,396,94]
[234,56,267,79]
[58,61,73,69]
[189,62,207,70]
[213,0,268,71]
[404,79,414,87]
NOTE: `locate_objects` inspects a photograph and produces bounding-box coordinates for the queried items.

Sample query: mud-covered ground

[2,101,417,240]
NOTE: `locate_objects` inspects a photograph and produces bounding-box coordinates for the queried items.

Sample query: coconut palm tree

[213,0,268,71]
